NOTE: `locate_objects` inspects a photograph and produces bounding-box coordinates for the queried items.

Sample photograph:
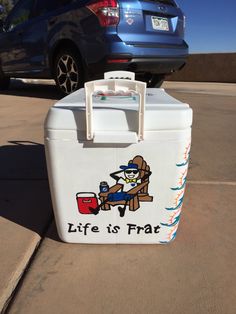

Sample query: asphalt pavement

[0,80,235,314]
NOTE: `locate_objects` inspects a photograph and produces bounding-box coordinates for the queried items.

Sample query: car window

[5,0,36,31]
[34,0,74,17]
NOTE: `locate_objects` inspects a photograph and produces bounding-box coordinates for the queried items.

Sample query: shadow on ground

[0,141,48,180]
[0,141,61,240]
[0,79,61,100]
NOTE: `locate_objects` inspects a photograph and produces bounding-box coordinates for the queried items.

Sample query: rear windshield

[145,0,177,7]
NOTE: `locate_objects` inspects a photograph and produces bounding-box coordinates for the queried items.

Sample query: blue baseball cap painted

[120,163,139,171]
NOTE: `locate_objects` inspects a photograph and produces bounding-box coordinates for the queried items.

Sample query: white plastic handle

[85,79,146,142]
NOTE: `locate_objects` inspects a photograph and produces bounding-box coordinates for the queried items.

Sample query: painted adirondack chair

[99,155,153,212]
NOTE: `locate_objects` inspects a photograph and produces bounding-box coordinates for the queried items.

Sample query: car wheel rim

[57,54,79,94]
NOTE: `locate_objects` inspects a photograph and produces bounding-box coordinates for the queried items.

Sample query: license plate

[151,16,169,31]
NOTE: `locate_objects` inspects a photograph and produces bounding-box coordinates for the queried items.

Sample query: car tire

[0,68,10,91]
[148,74,165,88]
[136,73,165,88]
[54,48,84,95]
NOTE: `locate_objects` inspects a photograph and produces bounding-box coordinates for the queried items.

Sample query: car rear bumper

[87,55,187,79]
[84,38,188,79]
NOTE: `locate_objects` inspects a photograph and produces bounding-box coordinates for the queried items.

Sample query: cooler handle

[76,192,97,198]
[85,79,146,142]
[104,71,135,80]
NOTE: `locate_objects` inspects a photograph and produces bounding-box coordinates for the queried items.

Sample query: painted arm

[110,169,124,181]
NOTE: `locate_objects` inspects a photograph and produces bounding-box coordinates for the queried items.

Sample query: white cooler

[44,77,193,244]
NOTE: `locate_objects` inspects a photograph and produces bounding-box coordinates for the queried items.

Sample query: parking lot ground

[0,80,58,311]
[0,80,236,313]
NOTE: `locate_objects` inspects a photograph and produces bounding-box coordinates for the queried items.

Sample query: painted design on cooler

[76,155,153,218]
[161,142,191,243]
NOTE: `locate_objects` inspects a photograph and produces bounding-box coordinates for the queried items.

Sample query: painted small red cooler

[76,193,99,215]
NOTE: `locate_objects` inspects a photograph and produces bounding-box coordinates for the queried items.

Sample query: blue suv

[0,0,188,94]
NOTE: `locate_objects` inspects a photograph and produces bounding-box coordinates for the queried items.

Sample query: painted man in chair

[91,156,152,217]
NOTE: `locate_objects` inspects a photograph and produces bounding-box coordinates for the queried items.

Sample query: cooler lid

[45,80,192,143]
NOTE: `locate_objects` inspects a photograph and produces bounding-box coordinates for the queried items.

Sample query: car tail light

[87,0,119,27]
[107,58,130,63]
